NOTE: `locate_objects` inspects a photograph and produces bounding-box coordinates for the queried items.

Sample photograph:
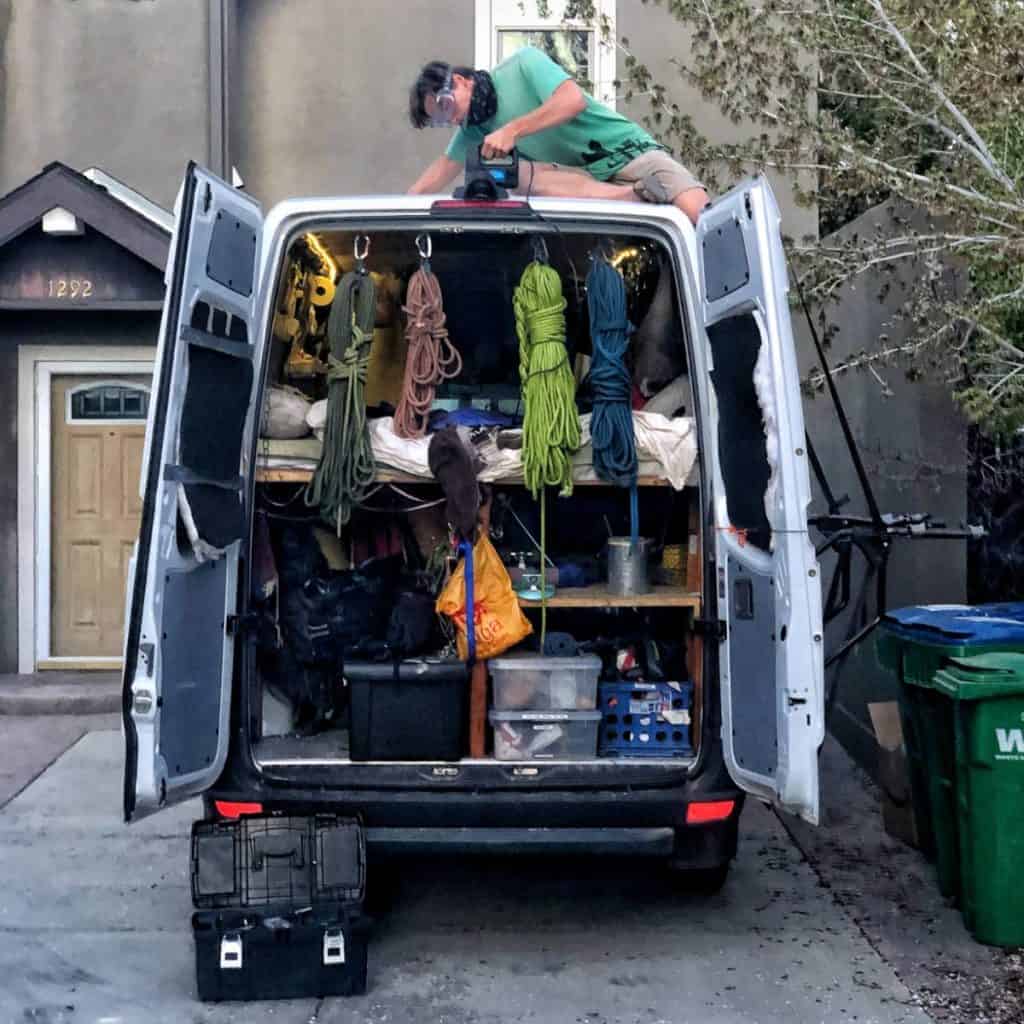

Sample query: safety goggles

[426,72,458,127]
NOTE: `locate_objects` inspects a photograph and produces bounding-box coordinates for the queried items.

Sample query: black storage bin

[193,904,369,1001]
[191,815,365,909]
[345,658,469,761]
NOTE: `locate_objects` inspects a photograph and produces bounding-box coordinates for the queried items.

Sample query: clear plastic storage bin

[489,709,602,760]
[489,654,602,710]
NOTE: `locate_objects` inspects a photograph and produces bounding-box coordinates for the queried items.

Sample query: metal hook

[589,237,615,263]
[531,235,549,264]
[353,234,371,268]
[416,233,432,261]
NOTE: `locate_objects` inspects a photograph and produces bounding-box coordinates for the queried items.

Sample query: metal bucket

[607,537,651,596]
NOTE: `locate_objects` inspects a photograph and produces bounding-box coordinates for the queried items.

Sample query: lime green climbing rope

[304,269,377,533]
[514,259,580,644]
[514,260,580,499]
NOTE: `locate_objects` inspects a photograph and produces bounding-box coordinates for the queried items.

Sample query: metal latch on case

[220,933,243,969]
[323,927,346,965]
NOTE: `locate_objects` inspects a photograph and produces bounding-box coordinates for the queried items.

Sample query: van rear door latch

[225,612,262,637]
[691,618,727,640]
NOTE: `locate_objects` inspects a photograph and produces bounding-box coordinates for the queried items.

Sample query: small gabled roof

[0,162,171,268]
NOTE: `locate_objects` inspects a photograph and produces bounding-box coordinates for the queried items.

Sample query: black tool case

[345,658,469,761]
[190,814,368,1001]
[192,903,370,1001]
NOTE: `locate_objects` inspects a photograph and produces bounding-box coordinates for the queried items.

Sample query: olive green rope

[514,259,580,645]
[305,270,377,533]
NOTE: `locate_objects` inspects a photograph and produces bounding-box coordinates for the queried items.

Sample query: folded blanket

[276,406,699,491]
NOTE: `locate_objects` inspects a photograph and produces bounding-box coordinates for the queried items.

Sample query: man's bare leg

[516,161,636,201]
[674,187,711,226]
[517,162,710,226]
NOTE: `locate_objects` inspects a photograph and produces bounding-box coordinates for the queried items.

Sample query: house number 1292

[48,277,94,298]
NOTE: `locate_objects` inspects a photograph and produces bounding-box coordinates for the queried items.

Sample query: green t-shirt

[445,46,662,181]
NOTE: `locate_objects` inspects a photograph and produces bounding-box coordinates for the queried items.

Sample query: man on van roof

[407,46,709,225]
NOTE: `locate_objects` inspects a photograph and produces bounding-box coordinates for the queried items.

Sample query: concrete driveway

[0,724,939,1024]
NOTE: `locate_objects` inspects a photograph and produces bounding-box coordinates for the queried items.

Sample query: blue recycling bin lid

[881,603,1024,646]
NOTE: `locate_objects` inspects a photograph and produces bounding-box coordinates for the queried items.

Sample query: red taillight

[686,800,736,825]
[214,800,263,819]
[431,199,530,210]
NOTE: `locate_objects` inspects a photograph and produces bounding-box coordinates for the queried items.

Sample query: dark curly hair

[409,60,475,129]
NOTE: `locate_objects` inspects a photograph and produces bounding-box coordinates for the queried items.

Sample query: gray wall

[795,201,968,769]
[0,315,160,673]
[233,0,474,207]
[616,4,817,242]
[0,0,210,209]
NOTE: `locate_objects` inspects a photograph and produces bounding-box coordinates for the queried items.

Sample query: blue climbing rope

[587,256,640,543]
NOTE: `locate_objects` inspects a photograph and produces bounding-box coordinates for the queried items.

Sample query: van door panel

[697,176,824,824]
[122,163,263,822]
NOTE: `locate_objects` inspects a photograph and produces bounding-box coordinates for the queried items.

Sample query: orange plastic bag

[436,535,533,660]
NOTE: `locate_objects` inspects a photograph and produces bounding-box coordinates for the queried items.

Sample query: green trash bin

[879,604,1024,903]
[934,653,1024,948]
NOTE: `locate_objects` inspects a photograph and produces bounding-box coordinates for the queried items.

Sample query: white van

[122,164,824,889]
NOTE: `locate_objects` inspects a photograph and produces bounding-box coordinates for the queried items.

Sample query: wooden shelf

[517,583,700,609]
[256,465,672,487]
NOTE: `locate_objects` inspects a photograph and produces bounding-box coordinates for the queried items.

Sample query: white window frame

[65,380,151,426]
[474,0,618,108]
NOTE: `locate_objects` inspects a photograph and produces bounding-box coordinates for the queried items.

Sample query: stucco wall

[233,0,475,207]
[794,201,968,768]
[0,0,210,209]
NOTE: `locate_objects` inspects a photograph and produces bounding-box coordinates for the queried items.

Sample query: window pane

[498,29,592,84]
[70,385,149,421]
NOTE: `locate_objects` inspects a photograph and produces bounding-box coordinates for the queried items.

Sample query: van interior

[245,221,707,775]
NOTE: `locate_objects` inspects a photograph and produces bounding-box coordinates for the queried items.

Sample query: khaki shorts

[611,150,705,203]
[517,152,705,203]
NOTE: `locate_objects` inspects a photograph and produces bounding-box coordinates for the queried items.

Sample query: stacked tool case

[190,815,368,1000]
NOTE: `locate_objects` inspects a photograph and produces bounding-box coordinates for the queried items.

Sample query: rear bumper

[204,785,743,867]
[365,826,677,857]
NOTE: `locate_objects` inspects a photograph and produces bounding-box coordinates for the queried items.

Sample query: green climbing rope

[514,260,580,499]
[304,269,377,533]
[514,259,580,645]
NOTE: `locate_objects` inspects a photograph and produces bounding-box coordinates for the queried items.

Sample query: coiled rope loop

[394,266,462,438]
[304,269,377,533]
[587,256,637,489]
[514,260,580,499]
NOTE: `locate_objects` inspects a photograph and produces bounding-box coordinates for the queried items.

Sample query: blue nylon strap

[460,538,476,663]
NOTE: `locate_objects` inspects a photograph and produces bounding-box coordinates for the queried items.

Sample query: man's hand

[481,124,519,159]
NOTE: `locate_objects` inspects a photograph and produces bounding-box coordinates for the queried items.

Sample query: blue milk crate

[597,680,694,758]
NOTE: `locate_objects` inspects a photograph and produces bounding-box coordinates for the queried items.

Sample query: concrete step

[0,672,120,716]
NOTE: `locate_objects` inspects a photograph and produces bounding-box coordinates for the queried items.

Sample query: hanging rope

[394,251,462,438]
[514,259,580,499]
[586,255,640,544]
[304,266,377,533]
[587,257,637,488]
[515,256,580,647]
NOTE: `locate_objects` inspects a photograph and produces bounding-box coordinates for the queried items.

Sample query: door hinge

[225,612,261,637]
[692,618,728,640]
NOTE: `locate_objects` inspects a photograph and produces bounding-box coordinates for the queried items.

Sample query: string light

[304,232,338,282]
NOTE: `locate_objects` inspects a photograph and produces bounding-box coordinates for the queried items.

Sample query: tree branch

[866,0,1018,194]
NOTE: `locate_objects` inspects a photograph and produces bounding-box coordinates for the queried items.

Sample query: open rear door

[696,176,824,823]
[123,164,263,822]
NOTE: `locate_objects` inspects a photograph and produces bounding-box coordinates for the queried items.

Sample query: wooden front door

[50,374,150,661]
